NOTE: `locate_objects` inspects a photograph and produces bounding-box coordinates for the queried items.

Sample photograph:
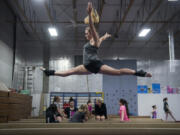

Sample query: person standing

[152,105,157,119]
[163,97,176,121]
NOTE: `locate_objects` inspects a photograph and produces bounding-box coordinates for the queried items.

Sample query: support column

[39,43,50,116]
[12,16,17,87]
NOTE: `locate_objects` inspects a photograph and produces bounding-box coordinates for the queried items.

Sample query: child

[64,99,78,120]
[152,105,157,119]
[71,105,88,123]
[46,104,58,123]
[119,99,129,122]
[163,97,176,121]
[63,101,69,110]
[87,100,92,116]
[53,96,63,122]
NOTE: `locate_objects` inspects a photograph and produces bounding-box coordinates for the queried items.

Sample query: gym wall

[0,1,14,87]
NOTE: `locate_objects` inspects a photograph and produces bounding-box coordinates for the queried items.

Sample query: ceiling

[6,0,180,59]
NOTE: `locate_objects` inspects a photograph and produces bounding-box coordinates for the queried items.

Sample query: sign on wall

[152,83,161,94]
[137,85,148,93]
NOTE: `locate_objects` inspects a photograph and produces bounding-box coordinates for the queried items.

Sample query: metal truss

[144,4,180,46]
[104,0,134,56]
[20,0,38,32]
[127,0,163,45]
[124,0,180,46]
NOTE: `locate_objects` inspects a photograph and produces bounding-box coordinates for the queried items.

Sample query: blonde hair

[97,97,103,103]
[78,104,88,113]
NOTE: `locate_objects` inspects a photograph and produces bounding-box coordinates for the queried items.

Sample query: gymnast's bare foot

[146,72,152,77]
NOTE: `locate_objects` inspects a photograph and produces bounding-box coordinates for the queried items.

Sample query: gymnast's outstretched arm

[98,33,111,47]
[87,2,99,46]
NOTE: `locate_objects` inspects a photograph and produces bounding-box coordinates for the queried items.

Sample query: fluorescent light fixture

[138,28,151,37]
[168,0,178,1]
[48,27,58,37]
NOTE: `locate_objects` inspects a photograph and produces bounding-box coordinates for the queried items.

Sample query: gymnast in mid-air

[41,2,152,78]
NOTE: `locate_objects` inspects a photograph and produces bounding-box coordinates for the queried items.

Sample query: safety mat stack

[0,90,32,122]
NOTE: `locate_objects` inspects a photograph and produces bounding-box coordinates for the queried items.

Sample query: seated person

[95,98,107,121]
[87,100,92,117]
[53,96,63,122]
[119,99,129,122]
[64,99,78,119]
[63,101,69,110]
[69,97,74,102]
[71,105,88,123]
[46,104,58,123]
[17,86,23,93]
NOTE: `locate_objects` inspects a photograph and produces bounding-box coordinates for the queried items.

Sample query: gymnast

[40,2,152,78]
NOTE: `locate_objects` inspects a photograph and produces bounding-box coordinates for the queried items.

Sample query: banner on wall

[137,85,148,93]
[167,86,180,94]
[152,83,161,94]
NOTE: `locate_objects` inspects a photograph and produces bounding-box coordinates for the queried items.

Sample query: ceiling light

[48,27,58,37]
[168,0,178,1]
[138,28,151,37]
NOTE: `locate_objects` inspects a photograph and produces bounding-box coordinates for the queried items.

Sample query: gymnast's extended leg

[40,65,91,77]
[99,65,152,77]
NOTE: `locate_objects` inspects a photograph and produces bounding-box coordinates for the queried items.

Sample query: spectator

[95,98,107,121]
[71,104,88,123]
[53,96,63,122]
[152,105,157,119]
[119,99,129,122]
[46,104,58,123]
[64,99,78,120]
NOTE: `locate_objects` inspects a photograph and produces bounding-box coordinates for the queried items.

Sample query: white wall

[49,58,103,92]
[137,60,180,88]
[0,1,25,89]
[0,1,14,87]
[0,40,13,87]
[138,94,180,121]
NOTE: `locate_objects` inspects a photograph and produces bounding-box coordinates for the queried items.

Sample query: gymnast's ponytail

[123,100,130,117]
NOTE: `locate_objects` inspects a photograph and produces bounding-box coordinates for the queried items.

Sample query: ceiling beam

[128,0,163,45]
[5,20,180,24]
[13,0,35,32]
[96,0,105,30]
[145,9,180,46]
[104,0,134,56]
[13,0,42,42]
[72,0,78,45]
[72,0,77,22]
[114,0,134,36]
[18,39,180,43]
[55,2,77,25]
[44,1,54,24]
[4,0,29,34]
[98,0,105,19]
